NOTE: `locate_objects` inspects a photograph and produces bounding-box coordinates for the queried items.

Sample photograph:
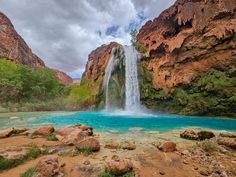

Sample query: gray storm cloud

[0,0,175,76]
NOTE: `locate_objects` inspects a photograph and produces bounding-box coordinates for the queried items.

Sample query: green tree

[130,29,138,46]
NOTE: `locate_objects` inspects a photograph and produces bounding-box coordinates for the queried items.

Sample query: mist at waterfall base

[103,45,147,115]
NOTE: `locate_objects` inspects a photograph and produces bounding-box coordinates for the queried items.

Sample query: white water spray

[124,46,141,111]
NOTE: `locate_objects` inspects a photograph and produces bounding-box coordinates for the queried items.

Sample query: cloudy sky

[1,0,175,78]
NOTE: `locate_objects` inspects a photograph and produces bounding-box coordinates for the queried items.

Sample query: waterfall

[103,48,115,111]
[124,46,141,111]
[103,45,141,113]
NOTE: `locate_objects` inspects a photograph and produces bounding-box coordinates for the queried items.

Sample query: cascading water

[103,45,141,113]
[103,48,115,111]
[123,46,141,111]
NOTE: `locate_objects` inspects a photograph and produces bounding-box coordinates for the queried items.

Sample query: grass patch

[44,134,58,141]
[76,147,93,156]
[200,140,219,153]
[229,169,236,176]
[98,168,134,177]
[20,166,36,177]
[0,146,41,171]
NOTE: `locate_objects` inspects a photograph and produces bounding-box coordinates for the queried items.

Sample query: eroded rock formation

[137,0,236,91]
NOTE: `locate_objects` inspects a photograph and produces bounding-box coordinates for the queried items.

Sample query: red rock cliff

[0,12,72,85]
[137,0,236,91]
[82,42,120,81]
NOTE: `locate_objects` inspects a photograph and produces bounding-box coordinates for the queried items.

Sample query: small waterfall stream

[124,46,141,111]
[103,48,115,111]
[103,45,141,113]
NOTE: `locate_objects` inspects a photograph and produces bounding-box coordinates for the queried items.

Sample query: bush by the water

[139,65,236,117]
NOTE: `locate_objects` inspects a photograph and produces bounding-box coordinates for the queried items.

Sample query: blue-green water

[0,111,236,133]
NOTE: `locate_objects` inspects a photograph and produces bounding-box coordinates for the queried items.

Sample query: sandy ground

[0,134,235,177]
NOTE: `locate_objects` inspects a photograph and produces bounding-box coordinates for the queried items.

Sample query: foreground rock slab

[217,137,236,149]
[107,156,133,175]
[76,137,100,151]
[33,156,60,177]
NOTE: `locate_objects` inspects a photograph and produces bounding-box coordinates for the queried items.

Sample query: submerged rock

[158,141,176,152]
[180,130,198,140]
[34,126,55,135]
[197,131,215,140]
[180,130,215,141]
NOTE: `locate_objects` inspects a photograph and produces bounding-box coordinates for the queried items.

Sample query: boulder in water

[197,131,215,140]
[180,130,198,140]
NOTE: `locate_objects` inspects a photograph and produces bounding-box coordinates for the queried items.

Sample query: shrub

[44,134,58,141]
[20,167,36,177]
[200,140,219,153]
[98,168,134,177]
[0,146,41,171]
[76,147,93,156]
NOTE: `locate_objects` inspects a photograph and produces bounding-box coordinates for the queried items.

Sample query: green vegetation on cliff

[139,65,236,117]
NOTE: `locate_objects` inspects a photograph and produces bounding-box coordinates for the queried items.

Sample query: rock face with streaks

[137,0,236,90]
[0,12,44,68]
[0,11,72,85]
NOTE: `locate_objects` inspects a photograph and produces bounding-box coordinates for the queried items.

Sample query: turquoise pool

[0,111,236,133]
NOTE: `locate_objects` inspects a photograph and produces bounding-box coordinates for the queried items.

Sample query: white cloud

[0,0,175,77]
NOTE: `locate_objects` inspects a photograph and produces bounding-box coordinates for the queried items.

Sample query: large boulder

[107,157,133,175]
[76,137,100,151]
[33,156,60,177]
[180,130,198,140]
[56,127,87,145]
[34,126,55,135]
[158,141,176,152]
[217,137,236,149]
[197,131,215,140]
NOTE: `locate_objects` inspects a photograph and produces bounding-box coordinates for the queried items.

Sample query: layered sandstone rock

[83,42,120,81]
[137,0,236,91]
[52,69,73,85]
[0,12,72,85]
[0,12,45,69]
[80,42,121,107]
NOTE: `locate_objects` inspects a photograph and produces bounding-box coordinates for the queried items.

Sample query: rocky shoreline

[0,125,235,177]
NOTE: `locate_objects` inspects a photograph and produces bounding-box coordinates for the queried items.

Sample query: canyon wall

[0,12,72,85]
[80,42,121,108]
[137,0,236,116]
